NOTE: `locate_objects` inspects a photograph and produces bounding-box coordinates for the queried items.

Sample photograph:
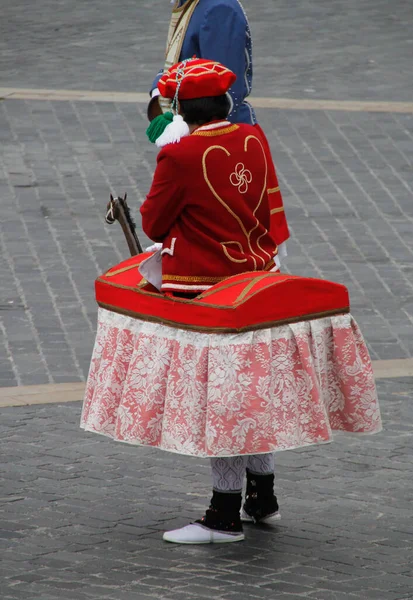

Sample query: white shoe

[163,523,245,544]
[240,507,281,524]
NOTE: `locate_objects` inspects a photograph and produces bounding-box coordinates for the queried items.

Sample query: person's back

[141,120,278,294]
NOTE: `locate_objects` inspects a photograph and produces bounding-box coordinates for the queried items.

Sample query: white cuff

[277,241,288,258]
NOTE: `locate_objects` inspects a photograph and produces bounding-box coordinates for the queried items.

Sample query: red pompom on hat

[158,58,237,100]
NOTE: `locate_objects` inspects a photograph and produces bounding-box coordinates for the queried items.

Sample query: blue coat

[152,0,256,125]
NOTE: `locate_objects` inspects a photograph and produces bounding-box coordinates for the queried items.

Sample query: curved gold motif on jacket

[221,241,248,263]
[230,162,253,194]
[244,135,272,262]
[201,136,272,269]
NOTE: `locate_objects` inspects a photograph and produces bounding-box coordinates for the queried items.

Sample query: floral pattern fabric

[80,309,382,457]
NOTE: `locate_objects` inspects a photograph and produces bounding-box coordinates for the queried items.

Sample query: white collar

[195,121,231,132]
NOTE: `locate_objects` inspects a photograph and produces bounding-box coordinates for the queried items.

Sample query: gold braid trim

[193,125,239,137]
[162,274,228,283]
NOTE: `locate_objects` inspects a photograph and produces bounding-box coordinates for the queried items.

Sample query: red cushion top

[96,254,349,333]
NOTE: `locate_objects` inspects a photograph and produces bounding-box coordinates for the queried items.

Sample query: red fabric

[141,122,279,293]
[158,58,236,100]
[254,124,290,246]
[96,254,350,332]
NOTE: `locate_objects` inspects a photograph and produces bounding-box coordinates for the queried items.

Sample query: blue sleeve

[150,70,164,96]
[199,4,248,114]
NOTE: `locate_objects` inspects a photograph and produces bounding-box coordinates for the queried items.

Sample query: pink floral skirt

[80,308,381,457]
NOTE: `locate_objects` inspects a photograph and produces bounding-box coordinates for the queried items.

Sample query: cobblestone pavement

[0,0,413,386]
[1,100,413,386]
[1,0,413,598]
[1,0,413,102]
[1,378,413,600]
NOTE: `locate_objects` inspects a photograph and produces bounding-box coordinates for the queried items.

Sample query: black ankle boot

[196,490,243,533]
[241,469,280,524]
[163,490,245,544]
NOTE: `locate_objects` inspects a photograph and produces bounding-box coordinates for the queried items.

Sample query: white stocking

[210,456,248,492]
[246,453,275,475]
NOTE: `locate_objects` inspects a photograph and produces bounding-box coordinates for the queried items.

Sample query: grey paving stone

[2,93,413,383]
[0,377,411,598]
[0,2,413,385]
[1,1,413,598]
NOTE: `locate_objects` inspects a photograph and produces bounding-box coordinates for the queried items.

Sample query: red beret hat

[158,58,237,101]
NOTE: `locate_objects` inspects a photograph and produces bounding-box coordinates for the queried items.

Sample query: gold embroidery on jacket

[230,163,252,194]
[193,125,238,137]
[162,274,227,283]
[202,145,256,269]
[202,136,272,269]
[221,241,248,263]
[244,135,272,262]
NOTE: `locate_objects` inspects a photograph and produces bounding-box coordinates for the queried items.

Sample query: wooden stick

[106,194,143,256]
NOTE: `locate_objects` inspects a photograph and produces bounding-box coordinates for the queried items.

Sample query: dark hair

[179,94,231,126]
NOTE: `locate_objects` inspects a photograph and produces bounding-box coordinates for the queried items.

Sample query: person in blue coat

[147,0,290,250]
[148,0,256,125]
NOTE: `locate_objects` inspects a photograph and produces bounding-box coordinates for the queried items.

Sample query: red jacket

[141,121,286,293]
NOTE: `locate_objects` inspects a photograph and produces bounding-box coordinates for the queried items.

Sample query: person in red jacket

[140,58,281,543]
[146,1,289,253]
[141,59,283,296]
